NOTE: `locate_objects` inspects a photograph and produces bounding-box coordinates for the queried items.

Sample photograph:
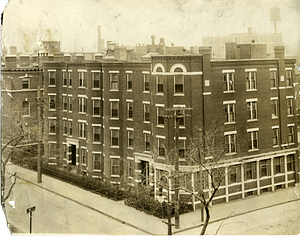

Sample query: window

[22,101,30,116]
[272,127,279,146]
[126,72,133,90]
[287,98,293,116]
[63,120,67,135]
[156,75,163,94]
[244,162,257,180]
[288,125,294,144]
[68,121,72,136]
[174,75,184,94]
[128,159,134,177]
[93,99,101,116]
[110,72,119,90]
[92,71,100,88]
[143,73,149,92]
[158,137,165,157]
[274,156,285,174]
[93,153,101,170]
[49,71,56,86]
[111,129,119,147]
[49,95,56,110]
[270,70,277,88]
[127,101,133,119]
[225,133,236,154]
[144,133,150,151]
[247,101,257,120]
[157,106,164,126]
[111,157,120,176]
[223,72,234,92]
[79,97,86,113]
[178,140,186,158]
[81,148,87,164]
[248,130,258,150]
[49,119,56,134]
[286,70,292,87]
[287,155,295,172]
[246,71,256,90]
[271,99,278,118]
[93,126,101,143]
[128,130,133,148]
[68,71,72,87]
[260,159,271,177]
[49,143,57,157]
[143,103,150,122]
[175,108,185,127]
[68,96,72,112]
[224,103,235,123]
[63,96,68,111]
[78,122,86,138]
[78,71,87,87]
[63,144,67,159]
[22,79,29,89]
[110,101,119,118]
[229,165,241,184]
[63,71,67,86]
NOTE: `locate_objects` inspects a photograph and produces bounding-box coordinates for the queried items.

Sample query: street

[5,176,146,235]
[3,163,300,235]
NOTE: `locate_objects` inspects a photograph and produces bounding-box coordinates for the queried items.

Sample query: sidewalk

[5,163,300,235]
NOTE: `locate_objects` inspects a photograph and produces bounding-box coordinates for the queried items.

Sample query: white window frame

[285,69,292,87]
[48,70,56,87]
[246,99,258,121]
[143,72,150,92]
[144,131,151,152]
[48,94,56,111]
[222,70,235,92]
[110,99,119,119]
[78,122,87,139]
[78,96,87,114]
[126,71,133,91]
[157,135,166,158]
[93,152,101,171]
[271,97,278,118]
[286,96,294,116]
[143,102,150,123]
[48,118,57,135]
[288,124,295,144]
[174,74,184,95]
[245,69,257,91]
[223,100,236,124]
[270,68,277,88]
[22,78,30,89]
[156,75,164,94]
[156,104,165,127]
[78,70,87,88]
[272,126,279,147]
[127,100,133,120]
[109,71,119,91]
[110,127,120,148]
[224,131,237,154]
[92,125,101,143]
[127,129,134,149]
[110,156,120,177]
[62,70,67,87]
[81,147,87,165]
[92,70,101,89]
[92,98,101,116]
[68,70,72,87]
[247,128,259,151]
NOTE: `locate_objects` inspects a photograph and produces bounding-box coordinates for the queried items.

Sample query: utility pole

[164,107,192,229]
[37,84,42,183]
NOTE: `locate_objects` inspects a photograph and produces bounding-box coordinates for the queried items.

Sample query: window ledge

[156,125,165,128]
[173,93,184,96]
[79,112,86,115]
[93,115,101,117]
[270,87,277,90]
[143,91,150,93]
[68,86,72,88]
[128,176,134,180]
[126,89,133,92]
[92,88,101,90]
[247,119,258,122]
[273,145,280,148]
[127,147,134,150]
[248,149,259,152]
[79,137,87,140]
[111,175,120,178]
[22,115,31,117]
[110,146,119,148]
[286,86,293,89]
[48,85,56,88]
[63,134,67,136]
[78,87,87,89]
[127,118,133,121]
[179,158,186,162]
[289,143,295,145]
[225,152,237,156]
[93,169,101,172]
[143,121,150,124]
[81,164,87,166]
[48,109,56,112]
[144,150,151,154]
[110,89,119,92]
[110,118,119,120]
[246,89,257,92]
[223,91,235,93]
[49,133,56,135]
[92,142,101,145]
[272,116,278,119]
[68,111,73,113]
[156,93,164,96]
[157,156,165,160]
[63,85,67,87]
[224,122,236,125]
[287,115,294,117]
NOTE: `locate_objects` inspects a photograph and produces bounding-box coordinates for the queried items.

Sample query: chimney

[274,46,285,59]
[225,42,238,60]
[151,35,155,53]
[5,55,17,68]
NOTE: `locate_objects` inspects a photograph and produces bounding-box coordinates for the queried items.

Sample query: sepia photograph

[1,0,300,235]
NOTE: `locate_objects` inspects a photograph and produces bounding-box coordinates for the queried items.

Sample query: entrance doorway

[140,160,149,185]
[70,144,76,165]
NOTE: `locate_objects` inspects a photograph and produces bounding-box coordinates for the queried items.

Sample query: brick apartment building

[39,43,299,207]
[1,43,299,207]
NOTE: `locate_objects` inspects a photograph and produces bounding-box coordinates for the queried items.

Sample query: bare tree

[174,121,233,235]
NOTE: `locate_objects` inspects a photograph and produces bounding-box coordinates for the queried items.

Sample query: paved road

[175,200,300,235]
[5,177,147,235]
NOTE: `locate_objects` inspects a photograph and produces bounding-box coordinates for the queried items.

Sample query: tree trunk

[200,205,210,235]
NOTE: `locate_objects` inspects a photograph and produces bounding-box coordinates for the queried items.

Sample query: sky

[1,0,300,55]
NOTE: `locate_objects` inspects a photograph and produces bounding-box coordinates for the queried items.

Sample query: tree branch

[3,173,17,203]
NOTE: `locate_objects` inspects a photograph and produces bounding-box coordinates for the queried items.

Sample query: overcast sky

[1,0,300,55]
